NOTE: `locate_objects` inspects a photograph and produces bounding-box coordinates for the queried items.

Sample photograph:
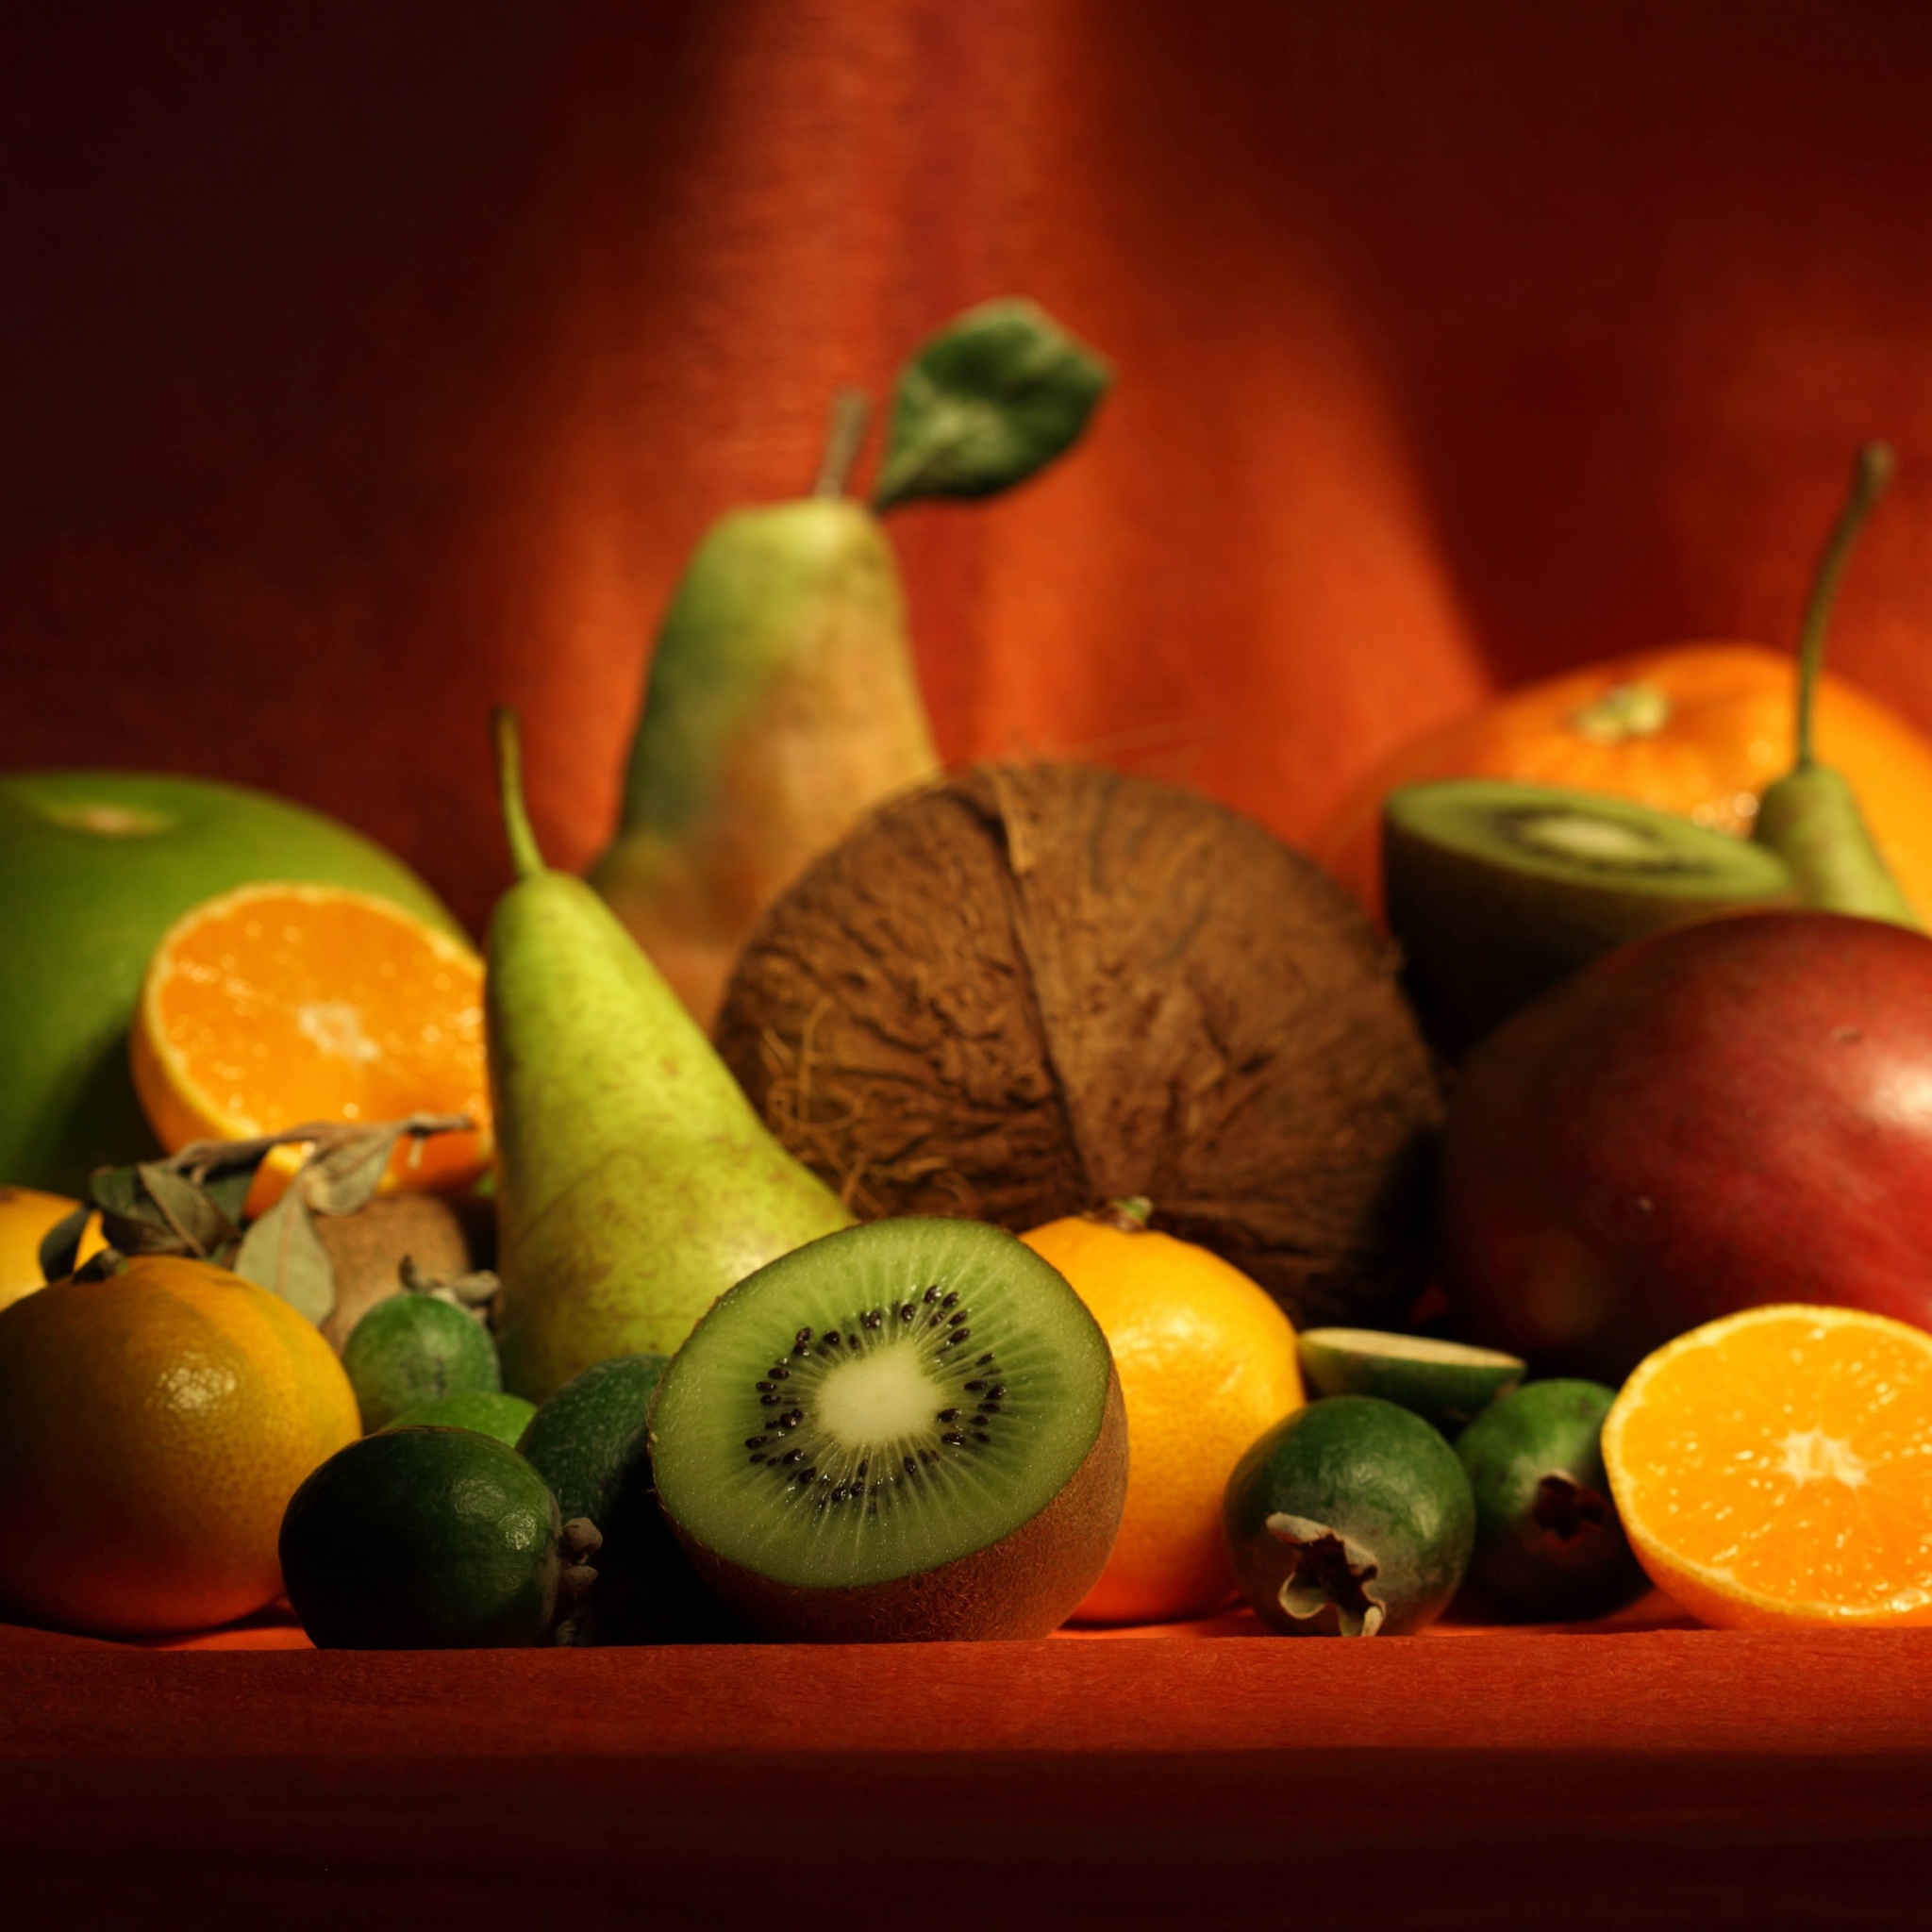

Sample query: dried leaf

[233,1191,337,1326]
[36,1205,92,1284]
[873,298,1111,511]
[136,1160,241,1257]
[294,1112,475,1219]
[89,1165,186,1257]
[399,1254,500,1313]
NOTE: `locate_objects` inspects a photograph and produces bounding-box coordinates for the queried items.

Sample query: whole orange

[1313,643,1932,921]
[1022,1204,1305,1625]
[0,1254,359,1636]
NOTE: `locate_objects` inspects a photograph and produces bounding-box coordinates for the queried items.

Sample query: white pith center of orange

[294,1000,383,1066]
[1775,1428,1868,1490]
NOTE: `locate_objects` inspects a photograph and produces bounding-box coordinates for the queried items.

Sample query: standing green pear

[591,299,1113,1026]
[588,471,937,1028]
[487,708,854,1403]
[1752,441,1920,928]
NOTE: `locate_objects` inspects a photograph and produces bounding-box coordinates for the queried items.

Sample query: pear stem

[812,389,872,498]
[1793,441,1894,770]
[491,706,548,881]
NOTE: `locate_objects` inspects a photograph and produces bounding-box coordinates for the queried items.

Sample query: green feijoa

[1223,1396,1474,1637]
[1298,1328,1525,1436]
[519,1354,667,1525]
[341,1291,500,1432]
[386,1390,537,1446]
[279,1426,590,1648]
[517,1354,741,1643]
[1455,1379,1649,1623]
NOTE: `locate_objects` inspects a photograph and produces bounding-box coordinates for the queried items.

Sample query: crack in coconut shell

[715,762,1441,1327]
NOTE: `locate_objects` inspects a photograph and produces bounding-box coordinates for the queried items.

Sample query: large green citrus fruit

[0,771,460,1193]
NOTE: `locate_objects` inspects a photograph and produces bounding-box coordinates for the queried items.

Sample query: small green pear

[487,709,855,1403]
[1754,441,1920,928]
[588,478,939,1027]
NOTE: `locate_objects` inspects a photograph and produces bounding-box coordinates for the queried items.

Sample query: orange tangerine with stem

[1023,1201,1305,1625]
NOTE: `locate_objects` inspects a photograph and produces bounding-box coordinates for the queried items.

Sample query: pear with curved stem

[1753,442,1920,928]
[487,708,854,1403]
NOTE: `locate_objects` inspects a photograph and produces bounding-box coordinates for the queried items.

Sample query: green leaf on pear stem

[873,298,1112,511]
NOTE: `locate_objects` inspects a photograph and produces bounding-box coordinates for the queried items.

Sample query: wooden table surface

[5,1607,1930,1931]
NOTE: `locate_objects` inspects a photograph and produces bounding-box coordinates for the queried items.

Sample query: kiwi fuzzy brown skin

[663,1367,1127,1642]
[715,761,1442,1331]
[317,1194,492,1354]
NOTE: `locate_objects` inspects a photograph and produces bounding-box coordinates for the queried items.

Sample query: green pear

[588,487,938,1027]
[591,300,1113,1027]
[487,709,854,1403]
[1753,441,1919,928]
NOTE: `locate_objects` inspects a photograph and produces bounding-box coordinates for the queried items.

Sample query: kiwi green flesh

[675,1370,1126,1641]
[649,1219,1117,1597]
[1298,1327,1525,1434]
[1383,779,1796,1057]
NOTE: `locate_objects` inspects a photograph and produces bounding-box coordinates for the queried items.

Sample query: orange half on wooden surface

[1602,1304,1932,1631]
[131,882,491,1204]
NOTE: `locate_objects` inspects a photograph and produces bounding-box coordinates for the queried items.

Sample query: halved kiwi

[648,1218,1126,1641]
[1383,778,1796,1057]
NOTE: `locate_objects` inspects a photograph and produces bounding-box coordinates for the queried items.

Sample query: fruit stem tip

[1794,441,1896,770]
[813,389,872,499]
[491,706,548,881]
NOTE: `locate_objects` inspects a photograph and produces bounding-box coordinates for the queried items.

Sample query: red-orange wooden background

[9,2,1932,934]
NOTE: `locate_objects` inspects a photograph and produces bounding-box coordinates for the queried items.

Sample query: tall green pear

[588,483,938,1028]
[487,708,854,1402]
[1753,441,1920,928]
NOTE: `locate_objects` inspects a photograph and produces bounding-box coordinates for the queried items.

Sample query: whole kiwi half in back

[648,1218,1126,1641]
[1383,778,1796,1058]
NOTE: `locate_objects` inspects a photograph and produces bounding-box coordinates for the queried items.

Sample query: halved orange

[131,882,491,1206]
[1602,1304,1932,1630]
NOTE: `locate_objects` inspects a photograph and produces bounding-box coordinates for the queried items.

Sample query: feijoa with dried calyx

[386,1389,537,1446]
[648,1217,1127,1641]
[341,1288,500,1432]
[518,1353,742,1642]
[1223,1396,1474,1637]
[1455,1378,1648,1624]
[278,1425,599,1648]
[1298,1328,1524,1436]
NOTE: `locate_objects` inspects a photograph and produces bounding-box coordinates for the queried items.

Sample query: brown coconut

[713,761,1442,1328]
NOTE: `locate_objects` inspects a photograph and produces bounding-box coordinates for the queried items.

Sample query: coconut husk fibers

[714,762,1443,1328]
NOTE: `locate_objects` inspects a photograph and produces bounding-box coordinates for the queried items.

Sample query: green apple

[0,770,461,1194]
